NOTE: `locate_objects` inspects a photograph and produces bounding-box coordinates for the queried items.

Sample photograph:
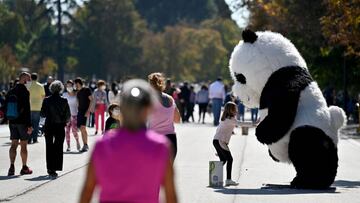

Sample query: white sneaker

[225,179,239,186]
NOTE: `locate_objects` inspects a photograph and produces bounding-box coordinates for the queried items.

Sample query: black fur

[235,73,246,84]
[289,126,338,189]
[256,66,313,144]
[242,29,258,43]
[268,149,280,162]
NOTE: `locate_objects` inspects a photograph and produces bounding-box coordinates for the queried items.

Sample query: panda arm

[256,90,299,144]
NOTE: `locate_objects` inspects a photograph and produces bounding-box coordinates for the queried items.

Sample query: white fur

[230,31,307,108]
[230,31,346,164]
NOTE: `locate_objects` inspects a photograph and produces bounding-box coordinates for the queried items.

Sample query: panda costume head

[230,29,346,189]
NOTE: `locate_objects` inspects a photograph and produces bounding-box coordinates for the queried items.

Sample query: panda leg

[288,126,338,189]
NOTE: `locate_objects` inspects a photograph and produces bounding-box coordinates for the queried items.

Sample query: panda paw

[255,124,274,144]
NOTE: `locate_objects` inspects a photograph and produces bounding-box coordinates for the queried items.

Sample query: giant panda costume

[229,29,346,189]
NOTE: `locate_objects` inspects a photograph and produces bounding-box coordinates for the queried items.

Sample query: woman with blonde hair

[148,73,181,160]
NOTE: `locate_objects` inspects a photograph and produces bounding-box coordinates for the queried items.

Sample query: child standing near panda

[213,102,239,186]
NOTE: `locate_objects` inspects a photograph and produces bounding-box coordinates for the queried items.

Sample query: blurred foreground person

[79,79,177,203]
[41,81,70,178]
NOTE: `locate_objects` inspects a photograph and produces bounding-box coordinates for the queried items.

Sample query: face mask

[91,84,96,88]
[67,87,73,92]
[112,109,120,117]
[25,81,32,89]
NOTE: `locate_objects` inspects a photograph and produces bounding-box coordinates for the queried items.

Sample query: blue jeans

[212,98,223,126]
[30,111,40,142]
[237,103,245,122]
[251,108,258,123]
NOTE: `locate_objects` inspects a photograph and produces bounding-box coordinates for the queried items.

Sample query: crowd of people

[0,71,262,202]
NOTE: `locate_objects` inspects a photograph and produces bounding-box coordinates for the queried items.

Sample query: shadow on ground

[0,175,20,180]
[213,180,359,195]
[25,175,52,181]
[63,151,83,155]
[332,180,360,188]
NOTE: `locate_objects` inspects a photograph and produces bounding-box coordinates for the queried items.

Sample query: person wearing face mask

[5,72,33,176]
[108,82,121,105]
[63,80,81,152]
[92,80,108,135]
[104,103,121,132]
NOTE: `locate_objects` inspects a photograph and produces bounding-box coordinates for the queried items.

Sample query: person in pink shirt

[147,73,181,160]
[79,79,177,203]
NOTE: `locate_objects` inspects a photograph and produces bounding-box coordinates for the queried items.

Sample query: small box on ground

[209,161,223,187]
[239,122,254,136]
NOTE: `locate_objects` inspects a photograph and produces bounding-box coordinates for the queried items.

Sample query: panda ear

[242,29,258,43]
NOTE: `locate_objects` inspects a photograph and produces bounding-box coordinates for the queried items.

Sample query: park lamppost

[56,0,64,82]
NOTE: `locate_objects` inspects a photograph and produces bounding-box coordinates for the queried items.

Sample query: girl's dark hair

[111,82,118,96]
[108,103,120,116]
[221,102,237,121]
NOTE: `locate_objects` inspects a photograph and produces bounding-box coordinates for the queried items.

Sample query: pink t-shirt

[148,93,176,135]
[92,128,170,203]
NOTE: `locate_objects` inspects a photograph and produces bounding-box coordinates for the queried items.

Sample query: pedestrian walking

[251,108,258,125]
[178,82,190,122]
[213,102,239,186]
[196,85,209,124]
[75,78,93,152]
[44,76,54,97]
[186,86,196,122]
[79,79,177,203]
[41,80,70,178]
[28,73,45,144]
[104,103,121,132]
[237,102,245,122]
[209,78,226,126]
[63,80,81,152]
[148,73,181,160]
[6,72,33,176]
[108,82,121,105]
[92,80,108,135]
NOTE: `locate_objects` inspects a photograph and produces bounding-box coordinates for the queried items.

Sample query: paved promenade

[0,115,359,203]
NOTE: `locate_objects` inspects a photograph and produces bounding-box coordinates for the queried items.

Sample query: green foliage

[70,0,147,80]
[135,0,218,31]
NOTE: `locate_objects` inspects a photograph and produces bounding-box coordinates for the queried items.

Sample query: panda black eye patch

[235,73,246,84]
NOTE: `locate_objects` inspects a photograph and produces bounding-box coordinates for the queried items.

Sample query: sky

[225,0,249,28]
[75,0,249,28]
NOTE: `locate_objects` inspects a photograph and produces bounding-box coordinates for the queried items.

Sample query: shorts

[9,124,29,141]
[77,112,87,128]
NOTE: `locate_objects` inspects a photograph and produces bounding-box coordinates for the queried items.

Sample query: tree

[70,0,147,80]
[135,0,218,30]
[141,25,228,81]
[321,0,360,57]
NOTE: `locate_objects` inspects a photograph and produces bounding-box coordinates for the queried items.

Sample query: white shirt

[209,81,225,100]
[108,90,121,105]
[214,118,237,150]
[63,92,78,116]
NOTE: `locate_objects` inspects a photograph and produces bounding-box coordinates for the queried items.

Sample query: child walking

[63,80,81,152]
[79,79,177,203]
[104,103,121,132]
[213,102,239,186]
